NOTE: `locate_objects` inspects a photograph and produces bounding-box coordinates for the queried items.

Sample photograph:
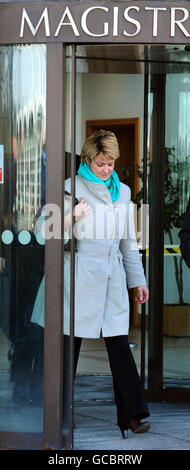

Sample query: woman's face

[87,153,115,181]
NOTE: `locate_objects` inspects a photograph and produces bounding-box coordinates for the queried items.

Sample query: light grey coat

[31,175,146,338]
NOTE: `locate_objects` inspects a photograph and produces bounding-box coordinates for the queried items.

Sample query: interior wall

[80,73,144,162]
[65,71,144,159]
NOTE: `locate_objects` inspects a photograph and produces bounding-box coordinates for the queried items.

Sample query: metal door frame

[0,0,190,450]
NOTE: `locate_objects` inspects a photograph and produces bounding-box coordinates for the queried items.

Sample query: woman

[32,129,150,438]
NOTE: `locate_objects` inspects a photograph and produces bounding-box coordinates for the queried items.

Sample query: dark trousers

[73,335,149,427]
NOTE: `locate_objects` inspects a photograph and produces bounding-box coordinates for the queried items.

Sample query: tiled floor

[74,328,190,450]
[74,376,190,450]
[73,329,190,450]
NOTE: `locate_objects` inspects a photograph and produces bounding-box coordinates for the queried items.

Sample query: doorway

[65,44,190,399]
[67,45,146,378]
[86,118,140,201]
[86,118,141,330]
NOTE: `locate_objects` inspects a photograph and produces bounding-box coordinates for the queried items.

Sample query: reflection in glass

[0,45,46,432]
[146,48,190,388]
[163,69,190,387]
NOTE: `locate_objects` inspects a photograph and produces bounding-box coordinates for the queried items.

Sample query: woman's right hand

[74,197,92,222]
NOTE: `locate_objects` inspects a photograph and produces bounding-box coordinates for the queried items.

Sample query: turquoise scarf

[78,162,120,202]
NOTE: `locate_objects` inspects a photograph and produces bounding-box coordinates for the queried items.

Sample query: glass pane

[74,44,146,378]
[147,45,190,389]
[163,65,190,388]
[0,44,46,432]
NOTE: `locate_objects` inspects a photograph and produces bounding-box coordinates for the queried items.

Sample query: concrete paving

[74,375,190,450]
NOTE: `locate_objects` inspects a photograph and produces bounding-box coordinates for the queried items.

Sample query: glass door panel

[0,44,46,432]
[163,65,190,388]
[74,44,146,378]
[146,45,190,392]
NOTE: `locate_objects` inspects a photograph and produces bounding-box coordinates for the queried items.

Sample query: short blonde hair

[80,129,120,164]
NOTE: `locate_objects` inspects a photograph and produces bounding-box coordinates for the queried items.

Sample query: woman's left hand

[134,286,149,304]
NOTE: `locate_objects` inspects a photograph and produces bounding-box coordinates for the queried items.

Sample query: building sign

[1,1,190,44]
[0,146,4,184]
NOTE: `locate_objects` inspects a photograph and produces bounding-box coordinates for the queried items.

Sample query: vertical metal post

[44,43,65,449]
[69,44,76,449]
[148,64,165,391]
[140,46,149,388]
